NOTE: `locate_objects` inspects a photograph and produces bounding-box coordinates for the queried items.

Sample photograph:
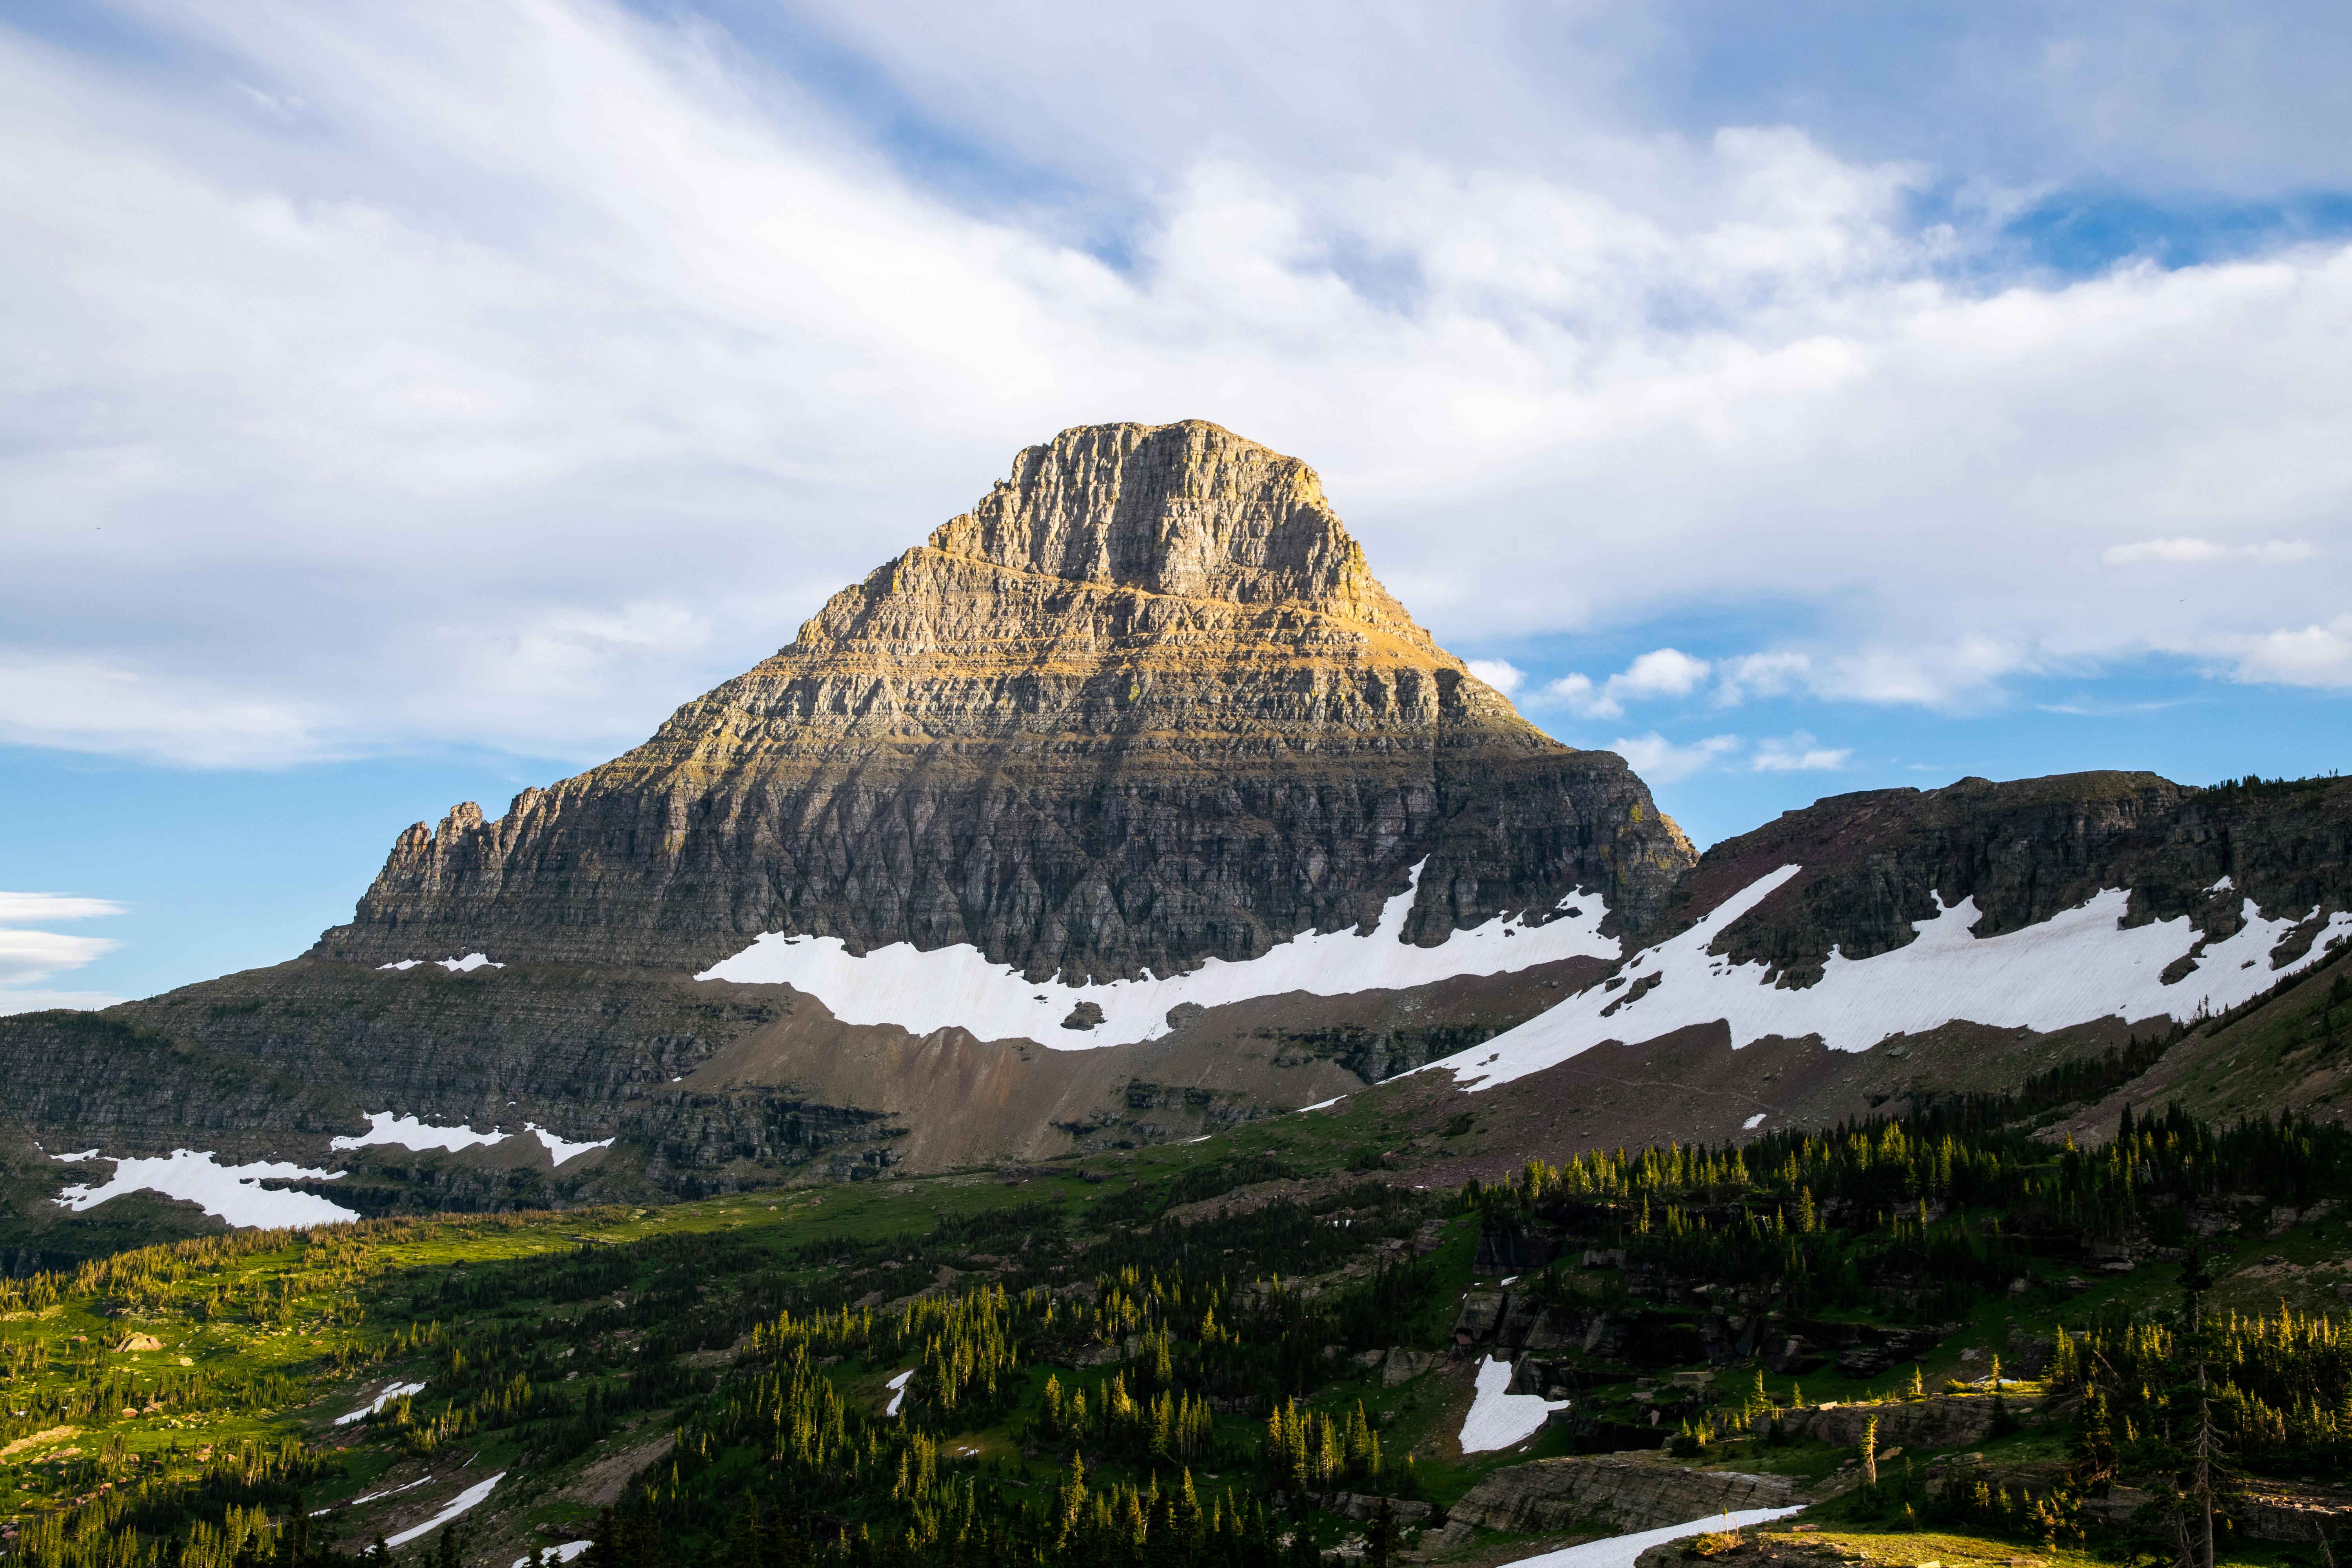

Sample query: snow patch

[528,1124,614,1166]
[1743,1113,1768,1130]
[333,1113,508,1155]
[319,1474,436,1513]
[885,1368,915,1417]
[1458,1354,1570,1453]
[1499,1508,1806,1568]
[347,1474,432,1505]
[50,1149,101,1162]
[327,1113,608,1166]
[385,1473,504,1548]
[2209,877,2234,893]
[513,1543,594,1568]
[1430,864,2352,1091]
[696,860,1615,1049]
[1296,1095,1348,1113]
[52,1149,357,1229]
[376,954,503,973]
[335,1381,427,1426]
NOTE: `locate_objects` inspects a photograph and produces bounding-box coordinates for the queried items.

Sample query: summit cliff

[321,421,1694,981]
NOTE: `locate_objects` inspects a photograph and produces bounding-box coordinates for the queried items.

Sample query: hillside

[3,1087,2348,1568]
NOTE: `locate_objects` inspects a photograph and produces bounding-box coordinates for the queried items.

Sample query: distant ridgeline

[0,424,2347,1254]
[0,1088,2348,1568]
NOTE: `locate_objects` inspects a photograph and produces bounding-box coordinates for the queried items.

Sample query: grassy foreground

[2,1088,2349,1568]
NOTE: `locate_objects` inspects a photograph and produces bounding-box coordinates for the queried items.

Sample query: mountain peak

[316,422,1688,980]
[921,420,1412,627]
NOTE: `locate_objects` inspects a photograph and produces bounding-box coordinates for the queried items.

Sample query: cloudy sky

[5,0,2350,1010]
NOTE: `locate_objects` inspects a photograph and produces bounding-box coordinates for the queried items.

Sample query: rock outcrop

[318,421,1692,982]
[1443,1452,1807,1536]
[1764,1394,2037,1450]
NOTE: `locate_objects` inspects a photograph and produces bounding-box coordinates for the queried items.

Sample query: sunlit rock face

[319,420,1694,982]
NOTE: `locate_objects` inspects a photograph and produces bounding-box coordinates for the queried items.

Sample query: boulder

[1453,1290,1507,1345]
[1381,1349,1442,1386]
[2238,1481,2352,1543]
[1319,1493,1434,1525]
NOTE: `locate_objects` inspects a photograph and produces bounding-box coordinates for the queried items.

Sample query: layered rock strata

[319,421,1693,982]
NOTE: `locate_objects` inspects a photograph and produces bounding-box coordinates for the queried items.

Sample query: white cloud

[0,929,120,986]
[0,656,336,769]
[1541,673,1622,720]
[1465,659,1525,695]
[1537,648,1712,719]
[2201,614,2352,689]
[0,893,126,924]
[2104,538,2318,564]
[1713,652,1812,706]
[1607,731,1742,782]
[0,3,2348,772]
[0,891,125,1002]
[1806,639,2033,711]
[1752,731,1853,771]
[1614,648,1712,699]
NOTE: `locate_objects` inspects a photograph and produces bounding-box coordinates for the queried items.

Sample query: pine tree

[1367,1497,1403,1568]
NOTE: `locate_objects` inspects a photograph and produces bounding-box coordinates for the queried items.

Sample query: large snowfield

[696,860,1616,1047]
[51,1149,361,1228]
[50,1112,614,1230]
[699,854,2350,1085]
[1428,865,2352,1091]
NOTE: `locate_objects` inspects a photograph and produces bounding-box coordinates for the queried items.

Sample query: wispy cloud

[1607,731,1742,782]
[2104,538,2318,565]
[1713,652,1812,707]
[0,894,126,924]
[0,657,335,770]
[1751,732,1852,772]
[0,890,126,1011]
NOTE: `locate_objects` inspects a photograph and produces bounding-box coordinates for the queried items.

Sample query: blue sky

[4,1,2350,1008]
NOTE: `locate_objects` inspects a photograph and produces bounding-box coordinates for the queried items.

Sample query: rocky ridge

[1660,771,2352,988]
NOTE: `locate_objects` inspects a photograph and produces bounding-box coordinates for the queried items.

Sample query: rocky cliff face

[319,421,1693,982]
[1662,771,2352,987]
